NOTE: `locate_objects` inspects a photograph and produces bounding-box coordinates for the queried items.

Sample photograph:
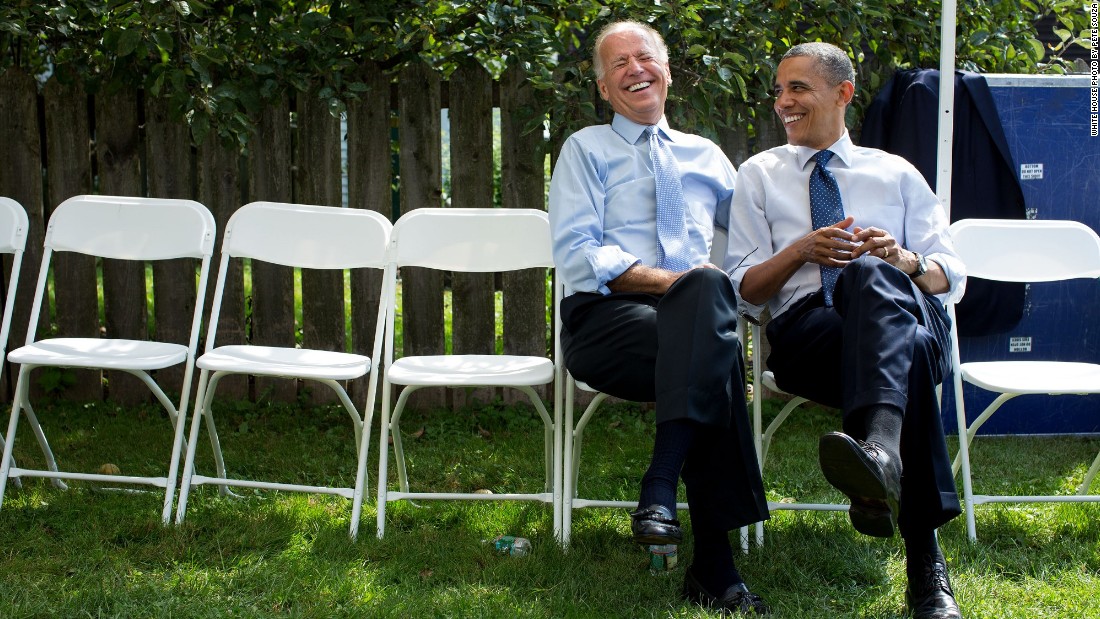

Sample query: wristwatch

[911,252,928,278]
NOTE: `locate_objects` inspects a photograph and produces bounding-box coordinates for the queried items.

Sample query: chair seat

[8,338,187,370]
[197,345,371,381]
[388,354,553,386]
[962,361,1100,394]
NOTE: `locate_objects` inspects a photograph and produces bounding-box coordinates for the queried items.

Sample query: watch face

[917,253,928,275]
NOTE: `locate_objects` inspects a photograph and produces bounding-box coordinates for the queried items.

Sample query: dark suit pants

[765,255,961,531]
[560,268,768,531]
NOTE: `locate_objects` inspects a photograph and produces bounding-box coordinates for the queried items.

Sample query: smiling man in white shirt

[550,20,769,616]
[727,42,966,619]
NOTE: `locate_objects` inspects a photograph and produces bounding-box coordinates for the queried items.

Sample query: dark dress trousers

[765,255,962,531]
[560,268,770,532]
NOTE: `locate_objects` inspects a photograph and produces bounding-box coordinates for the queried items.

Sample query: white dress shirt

[550,114,736,296]
[726,131,965,320]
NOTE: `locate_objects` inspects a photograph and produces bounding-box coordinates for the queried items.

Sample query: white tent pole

[936,0,958,220]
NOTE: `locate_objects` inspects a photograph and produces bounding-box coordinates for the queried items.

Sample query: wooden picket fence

[0,60,784,409]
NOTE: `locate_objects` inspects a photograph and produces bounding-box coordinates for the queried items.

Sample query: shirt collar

[612,113,673,145]
[794,130,853,170]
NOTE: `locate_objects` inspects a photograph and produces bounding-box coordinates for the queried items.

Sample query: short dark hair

[782,42,855,86]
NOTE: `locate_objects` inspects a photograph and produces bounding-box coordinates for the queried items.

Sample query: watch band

[911,252,928,278]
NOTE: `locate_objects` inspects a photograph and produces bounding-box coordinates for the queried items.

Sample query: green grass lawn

[1,397,1098,618]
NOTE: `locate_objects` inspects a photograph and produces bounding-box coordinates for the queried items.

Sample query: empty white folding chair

[376,208,562,541]
[0,198,28,480]
[948,218,1100,541]
[561,229,752,550]
[174,202,392,540]
[0,195,215,523]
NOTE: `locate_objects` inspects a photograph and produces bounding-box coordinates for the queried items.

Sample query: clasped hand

[799,216,900,267]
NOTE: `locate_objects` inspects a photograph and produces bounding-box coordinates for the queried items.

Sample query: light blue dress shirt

[726,131,966,321]
[550,114,737,296]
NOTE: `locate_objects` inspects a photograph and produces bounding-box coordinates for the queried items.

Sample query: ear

[597,78,610,101]
[664,62,673,86]
[837,80,855,107]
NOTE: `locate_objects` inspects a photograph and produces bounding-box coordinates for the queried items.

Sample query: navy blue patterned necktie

[809,149,845,306]
[649,127,692,272]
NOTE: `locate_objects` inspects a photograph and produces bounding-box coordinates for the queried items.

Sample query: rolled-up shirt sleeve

[550,135,640,295]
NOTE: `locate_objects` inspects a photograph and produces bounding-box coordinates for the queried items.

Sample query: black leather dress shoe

[682,566,769,615]
[818,432,902,538]
[629,504,682,545]
[906,559,962,619]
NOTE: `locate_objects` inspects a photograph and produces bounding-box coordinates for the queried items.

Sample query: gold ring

[882,247,889,258]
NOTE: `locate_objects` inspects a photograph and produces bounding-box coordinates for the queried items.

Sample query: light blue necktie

[649,126,692,272]
[809,150,845,306]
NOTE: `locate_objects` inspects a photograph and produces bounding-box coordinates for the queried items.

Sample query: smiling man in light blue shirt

[549,20,769,616]
[551,113,736,296]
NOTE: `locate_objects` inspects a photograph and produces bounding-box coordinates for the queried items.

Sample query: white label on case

[1020,164,1043,180]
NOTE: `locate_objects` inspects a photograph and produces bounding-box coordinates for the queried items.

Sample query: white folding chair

[0,195,215,524]
[749,322,847,547]
[174,202,392,540]
[561,229,752,550]
[0,198,28,481]
[948,218,1100,541]
[376,208,562,541]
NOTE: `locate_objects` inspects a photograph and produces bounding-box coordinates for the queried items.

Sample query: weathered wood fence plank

[146,96,199,399]
[95,90,147,405]
[398,63,444,409]
[500,63,549,402]
[42,77,99,401]
[296,91,345,405]
[198,137,246,399]
[0,69,46,403]
[449,60,496,407]
[346,63,391,405]
[248,95,297,403]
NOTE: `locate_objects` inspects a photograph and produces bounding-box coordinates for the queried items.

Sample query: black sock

[903,527,945,586]
[691,526,742,593]
[855,404,903,461]
[638,419,697,512]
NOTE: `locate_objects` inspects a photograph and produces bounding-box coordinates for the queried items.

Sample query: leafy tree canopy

[0,0,1090,146]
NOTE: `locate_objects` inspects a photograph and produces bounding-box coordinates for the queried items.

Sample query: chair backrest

[224,202,392,269]
[948,218,1100,283]
[390,208,552,271]
[205,202,392,354]
[0,197,28,357]
[0,197,28,255]
[46,195,216,260]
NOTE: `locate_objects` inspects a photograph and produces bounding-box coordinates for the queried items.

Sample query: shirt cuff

[588,246,640,294]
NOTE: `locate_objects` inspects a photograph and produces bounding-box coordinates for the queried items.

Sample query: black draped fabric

[861,69,1026,336]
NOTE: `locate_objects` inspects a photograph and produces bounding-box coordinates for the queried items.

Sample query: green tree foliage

[0,0,1090,146]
